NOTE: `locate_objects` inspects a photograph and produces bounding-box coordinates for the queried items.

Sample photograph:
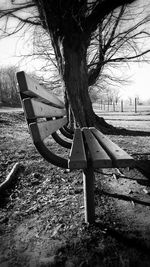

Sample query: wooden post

[121,100,123,112]
[113,102,115,112]
[101,99,102,110]
[83,166,95,223]
[135,97,137,113]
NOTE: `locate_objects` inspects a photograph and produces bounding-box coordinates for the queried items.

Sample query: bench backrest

[17,71,67,143]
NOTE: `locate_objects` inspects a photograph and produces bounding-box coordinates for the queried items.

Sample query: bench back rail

[29,117,68,143]
[23,98,66,119]
[17,71,64,108]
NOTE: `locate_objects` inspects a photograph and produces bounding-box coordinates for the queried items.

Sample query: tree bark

[64,90,75,130]
[63,38,96,127]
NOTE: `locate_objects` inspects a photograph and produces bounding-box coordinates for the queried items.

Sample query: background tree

[18,27,61,92]
[0,66,20,107]
[1,0,150,128]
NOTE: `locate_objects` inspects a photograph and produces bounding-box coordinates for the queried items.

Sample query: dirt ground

[1,110,150,267]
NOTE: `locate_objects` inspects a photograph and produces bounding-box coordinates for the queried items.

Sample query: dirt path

[0,107,22,113]
[1,111,150,267]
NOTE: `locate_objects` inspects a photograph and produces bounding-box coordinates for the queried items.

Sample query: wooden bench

[17,71,134,223]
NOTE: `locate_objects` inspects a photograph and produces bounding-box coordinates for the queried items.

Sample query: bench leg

[83,166,95,223]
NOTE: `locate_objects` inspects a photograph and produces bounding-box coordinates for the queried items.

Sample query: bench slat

[23,98,66,119]
[91,128,134,167]
[69,129,87,170]
[29,117,67,143]
[83,128,112,168]
[17,71,64,108]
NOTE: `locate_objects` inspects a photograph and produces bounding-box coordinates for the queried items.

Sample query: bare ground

[1,110,150,267]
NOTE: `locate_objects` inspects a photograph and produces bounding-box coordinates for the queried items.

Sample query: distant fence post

[108,100,109,111]
[121,100,123,112]
[113,102,115,112]
[135,98,137,113]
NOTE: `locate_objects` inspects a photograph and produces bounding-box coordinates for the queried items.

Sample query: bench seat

[69,128,133,170]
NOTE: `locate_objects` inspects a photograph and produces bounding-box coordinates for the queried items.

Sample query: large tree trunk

[64,90,74,130]
[34,0,138,132]
[36,1,114,129]
[63,38,96,128]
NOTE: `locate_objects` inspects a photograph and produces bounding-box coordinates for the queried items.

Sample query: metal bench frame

[17,71,134,223]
